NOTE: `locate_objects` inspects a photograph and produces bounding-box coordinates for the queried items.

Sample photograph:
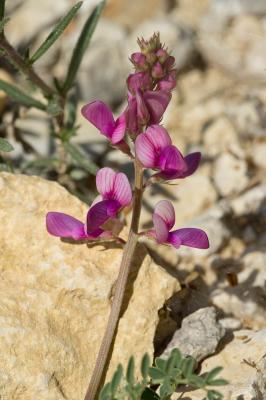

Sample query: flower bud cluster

[125,33,177,136]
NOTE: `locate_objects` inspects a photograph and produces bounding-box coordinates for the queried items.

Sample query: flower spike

[149,200,209,249]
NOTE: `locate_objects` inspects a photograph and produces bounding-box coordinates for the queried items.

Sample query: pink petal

[135,133,156,168]
[152,213,169,243]
[125,96,139,134]
[111,113,126,144]
[168,228,209,249]
[136,90,150,125]
[154,200,175,230]
[113,172,132,206]
[46,212,86,240]
[157,75,176,91]
[86,200,120,233]
[183,152,201,177]
[145,125,172,152]
[144,90,171,123]
[158,145,187,174]
[127,72,151,94]
[81,101,115,138]
[96,167,116,198]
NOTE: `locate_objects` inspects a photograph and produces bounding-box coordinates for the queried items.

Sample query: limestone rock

[213,153,248,197]
[250,142,266,169]
[203,116,240,158]
[174,330,266,399]
[5,0,69,46]
[0,172,180,400]
[230,184,266,216]
[162,307,225,362]
[103,0,168,30]
[211,251,266,329]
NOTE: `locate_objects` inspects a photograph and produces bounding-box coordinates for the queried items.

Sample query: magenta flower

[46,168,132,240]
[150,200,209,249]
[81,101,126,145]
[126,72,171,134]
[135,125,201,180]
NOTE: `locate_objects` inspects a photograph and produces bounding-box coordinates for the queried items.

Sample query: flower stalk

[83,158,144,400]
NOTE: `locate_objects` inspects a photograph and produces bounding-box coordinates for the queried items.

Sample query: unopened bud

[156,48,169,64]
[130,52,147,69]
[164,56,175,71]
[151,61,164,79]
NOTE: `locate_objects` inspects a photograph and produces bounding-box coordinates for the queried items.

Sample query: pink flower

[46,168,132,240]
[126,89,171,135]
[81,101,126,145]
[150,200,209,249]
[156,70,177,91]
[135,125,201,180]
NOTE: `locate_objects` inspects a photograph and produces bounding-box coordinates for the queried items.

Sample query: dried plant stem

[0,36,54,97]
[0,36,67,174]
[84,159,144,400]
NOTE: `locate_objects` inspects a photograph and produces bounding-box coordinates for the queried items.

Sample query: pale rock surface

[230,184,266,216]
[141,174,217,228]
[0,173,180,400]
[211,251,266,329]
[174,330,266,400]
[203,116,240,158]
[250,142,266,169]
[5,0,69,46]
[162,307,225,362]
[103,0,168,30]
[213,153,248,197]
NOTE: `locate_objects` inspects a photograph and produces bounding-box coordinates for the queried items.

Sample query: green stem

[84,158,144,400]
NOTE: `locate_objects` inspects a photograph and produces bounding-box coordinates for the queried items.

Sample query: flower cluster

[46,33,209,251]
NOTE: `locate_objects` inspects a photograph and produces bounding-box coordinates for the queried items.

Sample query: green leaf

[126,356,135,385]
[99,382,111,400]
[208,379,228,386]
[187,374,205,388]
[165,354,176,375]
[64,142,98,174]
[170,348,182,368]
[30,2,83,64]
[62,0,105,93]
[159,379,173,399]
[181,357,196,378]
[0,79,46,110]
[204,367,223,384]
[141,388,160,400]
[155,357,167,372]
[141,354,150,379]
[0,137,13,152]
[148,367,165,383]
[206,390,223,400]
[111,364,123,395]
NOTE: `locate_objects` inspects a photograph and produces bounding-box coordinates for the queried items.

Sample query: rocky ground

[1,0,266,399]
